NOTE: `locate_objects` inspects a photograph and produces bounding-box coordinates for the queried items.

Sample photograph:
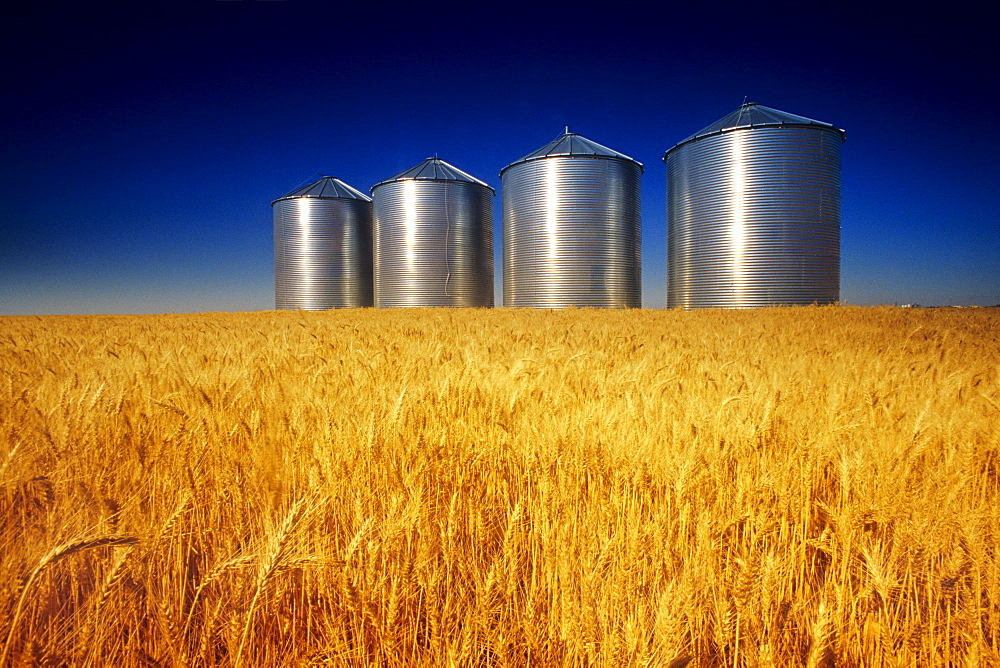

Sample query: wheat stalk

[233,497,310,667]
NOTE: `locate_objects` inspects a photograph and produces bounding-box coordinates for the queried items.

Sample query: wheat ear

[0,535,137,666]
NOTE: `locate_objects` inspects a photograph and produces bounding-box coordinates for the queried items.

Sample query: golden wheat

[1,306,997,665]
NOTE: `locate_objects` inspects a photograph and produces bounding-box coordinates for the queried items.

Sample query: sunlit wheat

[0,306,997,664]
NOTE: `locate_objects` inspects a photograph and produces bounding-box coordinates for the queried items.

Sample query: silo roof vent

[668,103,846,155]
[272,176,371,204]
[502,129,643,174]
[373,157,493,192]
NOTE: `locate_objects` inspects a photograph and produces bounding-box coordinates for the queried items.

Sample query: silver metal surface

[501,132,642,308]
[665,104,844,309]
[371,158,494,307]
[272,177,373,310]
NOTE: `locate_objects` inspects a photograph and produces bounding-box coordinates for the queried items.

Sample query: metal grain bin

[371,158,494,308]
[665,103,845,309]
[501,130,642,308]
[272,176,373,310]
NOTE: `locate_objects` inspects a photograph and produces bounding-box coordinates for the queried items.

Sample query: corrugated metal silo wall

[502,157,641,308]
[666,126,842,309]
[273,197,374,309]
[372,180,494,307]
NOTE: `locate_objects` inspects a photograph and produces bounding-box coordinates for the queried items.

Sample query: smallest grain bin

[501,130,643,308]
[371,158,494,308]
[272,176,374,310]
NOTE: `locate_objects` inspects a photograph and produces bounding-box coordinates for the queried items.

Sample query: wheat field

[1,306,998,666]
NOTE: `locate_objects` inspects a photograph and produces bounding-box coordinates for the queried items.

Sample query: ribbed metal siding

[273,197,373,309]
[666,126,842,308]
[372,180,494,307]
[502,157,641,308]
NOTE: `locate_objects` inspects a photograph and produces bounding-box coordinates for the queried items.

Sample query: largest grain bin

[371,157,494,308]
[502,130,642,308]
[272,176,373,310]
[665,103,845,309]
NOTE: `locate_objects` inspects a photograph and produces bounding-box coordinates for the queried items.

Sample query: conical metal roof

[667,103,846,155]
[372,157,493,192]
[502,129,644,175]
[272,176,371,205]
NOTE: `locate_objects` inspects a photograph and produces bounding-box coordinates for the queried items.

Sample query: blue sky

[2,1,997,313]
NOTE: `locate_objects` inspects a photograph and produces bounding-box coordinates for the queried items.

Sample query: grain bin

[665,103,845,309]
[272,176,373,310]
[501,130,642,308]
[371,158,494,308]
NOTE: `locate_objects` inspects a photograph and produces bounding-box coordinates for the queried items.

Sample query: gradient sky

[2,1,997,314]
